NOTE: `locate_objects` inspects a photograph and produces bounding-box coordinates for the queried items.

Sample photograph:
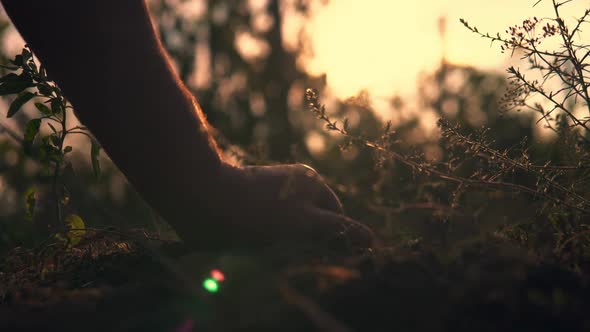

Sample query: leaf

[50,98,62,114]
[24,187,36,221]
[47,148,63,163]
[63,146,72,154]
[35,102,52,115]
[24,118,41,142]
[11,54,23,66]
[0,76,35,96]
[0,73,19,84]
[50,135,60,147]
[91,139,101,179]
[21,48,32,62]
[7,91,35,118]
[64,214,85,246]
[47,122,57,134]
[37,84,53,96]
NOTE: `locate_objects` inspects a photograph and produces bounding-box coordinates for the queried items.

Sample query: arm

[1,0,223,208]
[1,0,374,251]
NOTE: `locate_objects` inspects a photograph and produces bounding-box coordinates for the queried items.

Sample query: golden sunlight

[303,0,589,99]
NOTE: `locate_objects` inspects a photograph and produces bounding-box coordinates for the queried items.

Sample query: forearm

[0,1,375,251]
[1,1,224,214]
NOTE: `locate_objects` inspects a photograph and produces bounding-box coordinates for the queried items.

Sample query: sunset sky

[0,0,587,129]
[1,0,586,101]
[302,0,588,99]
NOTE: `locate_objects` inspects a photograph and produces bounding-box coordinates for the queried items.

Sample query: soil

[1,231,590,332]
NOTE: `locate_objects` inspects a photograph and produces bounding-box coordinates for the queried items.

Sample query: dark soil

[2,232,590,332]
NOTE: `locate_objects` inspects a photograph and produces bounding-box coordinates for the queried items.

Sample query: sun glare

[303,0,442,98]
[303,0,590,99]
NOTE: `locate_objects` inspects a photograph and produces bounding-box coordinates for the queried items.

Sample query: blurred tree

[153,0,314,162]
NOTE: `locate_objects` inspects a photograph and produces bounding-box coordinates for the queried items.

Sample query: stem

[552,0,590,117]
[515,69,590,132]
[51,92,68,230]
[306,90,590,216]
[51,162,62,230]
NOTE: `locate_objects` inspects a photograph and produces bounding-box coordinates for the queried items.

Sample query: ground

[1,229,590,332]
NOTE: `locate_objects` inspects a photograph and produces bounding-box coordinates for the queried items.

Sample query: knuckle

[294,163,320,179]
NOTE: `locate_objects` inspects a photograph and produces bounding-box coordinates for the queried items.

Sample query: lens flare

[210,269,225,282]
[203,278,219,293]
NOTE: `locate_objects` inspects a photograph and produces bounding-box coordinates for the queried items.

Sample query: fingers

[229,164,373,252]
[242,163,344,213]
[303,206,377,252]
[291,164,344,214]
[315,183,345,214]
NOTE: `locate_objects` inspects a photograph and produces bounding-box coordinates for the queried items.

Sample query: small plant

[460,0,590,138]
[306,0,590,267]
[458,0,590,257]
[0,46,102,245]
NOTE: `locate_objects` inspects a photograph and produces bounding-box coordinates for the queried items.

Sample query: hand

[0,1,375,254]
[239,164,345,214]
[176,163,377,253]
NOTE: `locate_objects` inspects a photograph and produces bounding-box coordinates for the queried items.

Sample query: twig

[305,89,590,215]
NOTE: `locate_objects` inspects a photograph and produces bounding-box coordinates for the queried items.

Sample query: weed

[0,46,101,245]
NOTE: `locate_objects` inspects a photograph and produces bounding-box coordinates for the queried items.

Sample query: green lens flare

[203,278,219,293]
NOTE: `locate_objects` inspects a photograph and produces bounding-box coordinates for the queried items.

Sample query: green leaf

[35,102,52,115]
[37,84,53,96]
[40,140,62,163]
[50,135,60,147]
[91,139,101,179]
[24,187,36,221]
[48,150,63,163]
[7,91,35,118]
[64,214,86,246]
[21,48,32,62]
[47,122,57,134]
[0,73,19,84]
[0,76,35,96]
[24,118,41,142]
[50,98,62,114]
[11,54,23,66]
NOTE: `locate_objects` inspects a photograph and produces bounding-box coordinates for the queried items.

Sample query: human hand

[196,163,377,253]
[239,164,345,214]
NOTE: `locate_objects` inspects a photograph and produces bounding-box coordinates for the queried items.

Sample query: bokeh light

[203,278,219,293]
[210,269,225,282]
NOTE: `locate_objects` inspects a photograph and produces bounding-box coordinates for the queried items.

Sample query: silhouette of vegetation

[0,46,102,247]
[2,0,590,331]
